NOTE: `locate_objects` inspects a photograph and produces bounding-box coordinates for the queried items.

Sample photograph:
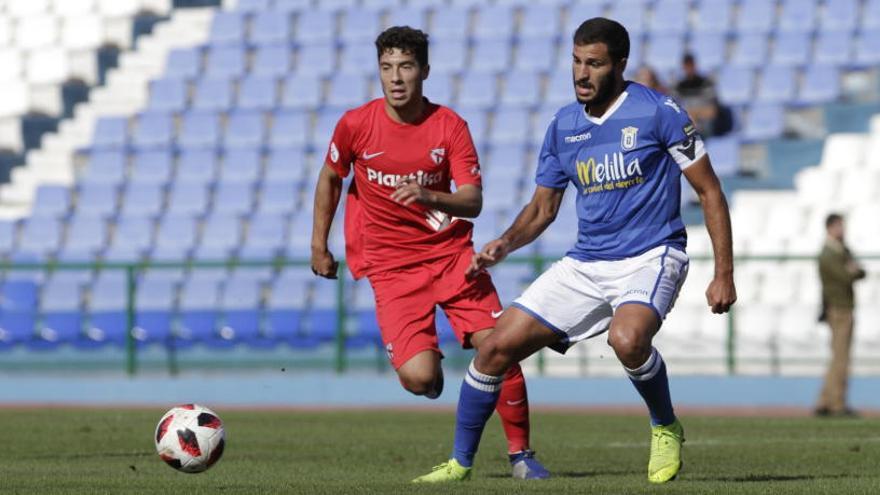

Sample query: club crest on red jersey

[430,148,445,165]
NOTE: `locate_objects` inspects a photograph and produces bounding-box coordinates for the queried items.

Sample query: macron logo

[366,167,444,187]
[565,132,592,144]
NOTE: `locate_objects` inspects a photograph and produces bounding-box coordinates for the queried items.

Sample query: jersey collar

[582,90,629,126]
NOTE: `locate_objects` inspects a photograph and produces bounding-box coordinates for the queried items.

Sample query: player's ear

[617,57,628,77]
[421,63,430,81]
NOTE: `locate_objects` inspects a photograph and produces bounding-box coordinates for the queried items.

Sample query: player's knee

[474,338,514,376]
[608,328,651,365]
[399,370,442,397]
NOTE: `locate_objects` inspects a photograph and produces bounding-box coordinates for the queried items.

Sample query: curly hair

[375,26,429,67]
[573,17,630,64]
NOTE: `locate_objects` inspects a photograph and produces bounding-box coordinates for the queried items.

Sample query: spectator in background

[634,66,668,94]
[815,213,866,418]
[674,53,733,138]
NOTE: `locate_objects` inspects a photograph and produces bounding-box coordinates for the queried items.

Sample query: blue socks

[625,347,676,426]
[452,360,503,467]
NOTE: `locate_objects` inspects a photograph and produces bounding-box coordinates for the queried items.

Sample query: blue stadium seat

[269,110,310,149]
[84,272,127,347]
[717,66,755,107]
[457,73,498,109]
[220,148,262,183]
[566,2,606,37]
[864,0,880,30]
[294,10,336,45]
[0,220,16,258]
[854,29,880,66]
[311,109,344,150]
[538,213,579,257]
[30,185,71,219]
[164,47,202,80]
[267,272,309,344]
[430,39,467,75]
[470,40,511,74]
[129,150,173,185]
[689,32,726,72]
[692,0,733,34]
[326,74,369,108]
[240,211,287,259]
[704,135,741,177]
[256,180,298,215]
[178,110,220,149]
[545,71,575,107]
[339,7,381,44]
[213,181,255,215]
[820,0,858,33]
[119,182,165,217]
[38,276,83,344]
[281,74,323,109]
[489,264,535,307]
[152,213,199,261]
[305,277,338,344]
[0,279,38,344]
[103,215,153,263]
[778,0,817,33]
[473,4,514,41]
[205,46,246,78]
[644,33,685,73]
[194,213,242,260]
[58,215,108,263]
[80,150,127,187]
[294,44,336,77]
[735,0,776,34]
[730,34,769,68]
[209,11,246,46]
[814,31,853,67]
[607,0,647,34]
[500,71,541,108]
[742,104,785,141]
[237,75,278,111]
[338,43,377,76]
[285,211,312,257]
[513,38,556,73]
[224,111,266,150]
[235,0,271,13]
[384,6,427,30]
[756,66,796,104]
[218,277,264,345]
[519,5,561,40]
[90,117,128,150]
[347,280,379,349]
[430,7,469,41]
[797,64,841,105]
[274,0,313,12]
[649,0,689,35]
[456,108,488,147]
[423,74,454,105]
[133,277,176,344]
[488,108,530,146]
[192,78,233,112]
[177,149,218,185]
[771,32,811,67]
[132,112,174,150]
[264,146,307,183]
[148,78,188,113]
[166,182,210,216]
[252,44,291,77]
[75,183,118,218]
[249,9,291,46]
[177,277,221,342]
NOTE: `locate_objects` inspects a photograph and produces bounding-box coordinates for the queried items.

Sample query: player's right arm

[310,163,342,279]
[467,186,565,276]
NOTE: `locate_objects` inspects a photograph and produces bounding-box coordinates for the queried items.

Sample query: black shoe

[814,407,832,417]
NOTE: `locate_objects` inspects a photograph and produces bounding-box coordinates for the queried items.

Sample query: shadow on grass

[696,473,855,483]
[486,470,636,479]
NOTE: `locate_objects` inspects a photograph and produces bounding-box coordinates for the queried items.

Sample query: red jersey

[324,98,482,279]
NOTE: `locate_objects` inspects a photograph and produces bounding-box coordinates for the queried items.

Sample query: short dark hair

[375,26,429,67]
[573,17,630,63]
[826,213,843,228]
[682,52,696,65]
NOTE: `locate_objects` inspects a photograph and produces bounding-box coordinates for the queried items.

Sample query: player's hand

[390,178,431,206]
[466,239,511,278]
[705,274,736,314]
[310,249,339,279]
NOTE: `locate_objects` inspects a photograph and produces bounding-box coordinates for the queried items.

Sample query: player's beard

[574,70,617,107]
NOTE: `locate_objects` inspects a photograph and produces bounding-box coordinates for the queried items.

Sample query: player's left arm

[390,181,482,218]
[683,156,737,314]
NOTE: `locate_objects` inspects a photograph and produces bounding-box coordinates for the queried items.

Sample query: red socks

[495,362,531,454]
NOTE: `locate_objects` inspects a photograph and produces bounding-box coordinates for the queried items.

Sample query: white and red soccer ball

[155,404,225,473]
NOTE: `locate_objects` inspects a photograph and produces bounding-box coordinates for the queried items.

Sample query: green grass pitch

[1,408,878,494]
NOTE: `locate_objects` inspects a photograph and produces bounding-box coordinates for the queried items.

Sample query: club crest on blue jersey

[620,126,639,151]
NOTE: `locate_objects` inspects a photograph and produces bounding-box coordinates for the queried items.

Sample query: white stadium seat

[0,81,30,117]
[15,16,59,51]
[7,0,50,18]
[0,49,24,82]
[97,0,141,18]
[52,0,97,17]
[26,47,69,85]
[61,15,104,51]
[819,133,867,170]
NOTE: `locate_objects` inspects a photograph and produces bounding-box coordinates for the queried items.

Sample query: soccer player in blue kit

[413,18,737,484]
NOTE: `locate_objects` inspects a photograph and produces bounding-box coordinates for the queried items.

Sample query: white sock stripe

[468,361,502,384]
[626,347,658,375]
[625,348,663,381]
[464,373,502,393]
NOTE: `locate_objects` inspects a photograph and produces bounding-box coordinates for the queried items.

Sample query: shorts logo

[385,343,393,361]
[620,126,638,151]
[430,148,446,165]
[329,142,339,163]
[624,288,649,297]
[491,310,503,318]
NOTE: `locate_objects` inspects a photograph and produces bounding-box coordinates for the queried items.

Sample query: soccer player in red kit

[309,26,549,480]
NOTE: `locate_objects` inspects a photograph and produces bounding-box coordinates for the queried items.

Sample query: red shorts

[367,248,502,369]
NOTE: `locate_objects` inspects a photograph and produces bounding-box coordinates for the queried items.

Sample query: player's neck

[585,79,626,119]
[384,96,427,125]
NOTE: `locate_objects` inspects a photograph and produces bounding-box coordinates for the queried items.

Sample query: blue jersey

[536,81,706,261]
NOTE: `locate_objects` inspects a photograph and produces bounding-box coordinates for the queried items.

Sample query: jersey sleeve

[656,96,706,170]
[448,120,482,188]
[323,112,357,177]
[534,116,568,189]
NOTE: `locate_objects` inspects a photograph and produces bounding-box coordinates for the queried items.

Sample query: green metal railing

[0,254,876,376]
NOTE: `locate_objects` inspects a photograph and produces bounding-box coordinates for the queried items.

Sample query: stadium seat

[814,31,853,67]
[152,213,199,261]
[165,183,209,216]
[778,0,817,33]
[133,277,176,344]
[820,0,858,33]
[103,215,153,263]
[430,39,467,75]
[58,215,108,262]
[457,73,498,109]
[513,38,556,73]
[205,46,246,79]
[90,117,128,150]
[607,0,647,34]
[644,34,685,73]
[237,75,278,111]
[132,112,174,151]
[735,0,776,34]
[177,149,219,185]
[423,74,455,105]
[339,7,381,44]
[224,111,266,150]
[648,0,689,35]
[217,276,264,346]
[689,32,726,72]
[255,180,299,216]
[305,277,339,344]
[84,272,128,346]
[252,44,291,77]
[489,108,530,146]
[384,5,427,30]
[178,110,220,149]
[176,277,221,342]
[326,74,369,108]
[730,34,769,68]
[148,78,188,113]
[430,7,469,41]
[264,146,307,183]
[545,71,575,107]
[0,220,17,258]
[854,29,880,66]
[249,9,291,46]
[192,78,233,112]
[704,136,741,177]
[717,66,755,107]
[338,43,377,76]
[79,150,127,187]
[30,185,71,219]
[129,150,173,186]
[347,280,380,348]
[209,11,246,47]
[38,276,84,344]
[269,109,310,149]
[194,213,242,260]
[212,181,255,215]
[267,272,309,344]
[280,74,322,110]
[75,183,118,218]
[797,65,841,105]
[566,2,606,37]
[756,66,796,104]
[519,6,561,40]
[499,71,541,108]
[164,47,203,80]
[294,43,336,77]
[742,104,785,141]
[119,182,164,218]
[239,211,287,259]
[235,0,271,14]
[470,40,511,74]
[295,10,336,45]
[691,0,733,34]
[0,279,38,344]
[220,148,262,184]
[311,108,344,150]
[273,0,312,12]
[473,4,514,41]
[456,108,488,148]
[771,32,811,67]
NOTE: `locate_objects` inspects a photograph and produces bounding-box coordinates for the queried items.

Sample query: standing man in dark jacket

[815,213,866,417]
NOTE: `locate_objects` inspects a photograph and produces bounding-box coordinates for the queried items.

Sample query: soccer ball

[154,403,226,473]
